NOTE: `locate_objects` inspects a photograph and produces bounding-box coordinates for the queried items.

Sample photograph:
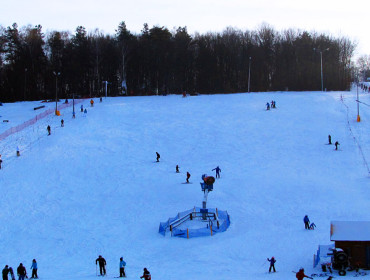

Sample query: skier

[156,152,160,162]
[303,215,310,230]
[47,125,51,135]
[61,119,64,127]
[2,265,10,280]
[95,255,106,276]
[100,97,103,102]
[90,99,94,107]
[84,108,87,114]
[140,268,151,280]
[186,172,191,183]
[335,141,340,150]
[16,263,27,280]
[80,104,84,112]
[328,135,332,145]
[267,256,276,273]
[16,146,20,157]
[119,257,126,277]
[309,222,316,230]
[8,267,15,280]
[176,165,179,173]
[296,268,313,280]
[0,154,2,169]
[266,102,270,110]
[30,259,38,279]
[212,166,221,178]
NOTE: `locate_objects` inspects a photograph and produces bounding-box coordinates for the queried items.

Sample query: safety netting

[159,206,230,238]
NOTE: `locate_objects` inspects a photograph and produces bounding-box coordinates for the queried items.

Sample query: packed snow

[0,89,369,280]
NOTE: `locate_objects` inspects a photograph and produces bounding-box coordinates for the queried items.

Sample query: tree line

[0,22,356,102]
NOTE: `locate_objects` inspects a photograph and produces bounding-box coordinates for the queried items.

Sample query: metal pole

[55,75,58,114]
[105,81,108,98]
[24,68,27,101]
[248,57,251,93]
[357,77,360,122]
[72,92,75,116]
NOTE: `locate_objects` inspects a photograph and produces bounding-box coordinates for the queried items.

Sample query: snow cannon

[329,248,348,276]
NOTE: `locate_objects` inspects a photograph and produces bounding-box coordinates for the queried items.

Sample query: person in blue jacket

[266,102,270,110]
[267,256,276,272]
[119,257,126,277]
[212,166,221,178]
[303,215,310,229]
[30,259,38,279]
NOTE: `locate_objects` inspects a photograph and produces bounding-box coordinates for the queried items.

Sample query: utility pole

[313,48,329,91]
[248,57,251,93]
[53,71,61,115]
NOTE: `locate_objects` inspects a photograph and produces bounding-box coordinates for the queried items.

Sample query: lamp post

[356,72,360,122]
[248,57,252,93]
[24,68,27,101]
[53,71,61,115]
[313,48,329,91]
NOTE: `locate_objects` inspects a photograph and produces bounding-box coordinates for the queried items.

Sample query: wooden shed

[330,221,370,268]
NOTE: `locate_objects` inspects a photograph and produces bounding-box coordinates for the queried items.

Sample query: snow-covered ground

[0,89,369,280]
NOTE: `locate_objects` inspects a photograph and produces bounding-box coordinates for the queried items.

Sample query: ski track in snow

[0,91,369,280]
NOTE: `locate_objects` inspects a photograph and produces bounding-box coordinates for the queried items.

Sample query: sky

[1,0,369,57]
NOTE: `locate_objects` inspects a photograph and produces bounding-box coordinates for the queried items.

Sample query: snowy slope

[0,90,369,280]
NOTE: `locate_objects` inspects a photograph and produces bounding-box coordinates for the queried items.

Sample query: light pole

[53,71,61,115]
[248,57,252,93]
[356,72,360,122]
[313,48,329,91]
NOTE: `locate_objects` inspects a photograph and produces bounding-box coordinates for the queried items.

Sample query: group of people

[156,153,221,184]
[95,255,150,279]
[328,135,340,150]
[266,100,277,110]
[2,259,38,280]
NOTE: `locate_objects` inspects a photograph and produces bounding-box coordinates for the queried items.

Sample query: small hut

[330,221,370,268]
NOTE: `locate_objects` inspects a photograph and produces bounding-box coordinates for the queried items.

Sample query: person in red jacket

[140,268,151,280]
[296,268,312,280]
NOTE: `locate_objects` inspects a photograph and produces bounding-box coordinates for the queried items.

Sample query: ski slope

[0,89,369,280]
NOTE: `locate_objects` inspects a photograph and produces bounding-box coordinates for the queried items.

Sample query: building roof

[330,221,370,241]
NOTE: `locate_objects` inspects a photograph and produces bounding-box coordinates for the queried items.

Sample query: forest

[0,21,356,101]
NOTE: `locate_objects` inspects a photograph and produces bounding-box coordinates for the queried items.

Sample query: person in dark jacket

[186,172,191,183]
[156,152,160,162]
[140,268,151,280]
[61,119,64,127]
[2,265,10,280]
[212,166,221,178]
[119,257,126,277]
[17,263,27,280]
[296,268,312,280]
[47,125,51,135]
[0,154,2,169]
[267,257,276,272]
[303,215,310,230]
[176,165,179,173]
[96,255,106,276]
[8,267,15,280]
[30,259,38,279]
[328,135,332,145]
[335,141,340,150]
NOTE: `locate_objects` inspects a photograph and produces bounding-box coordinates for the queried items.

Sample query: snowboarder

[8,267,15,280]
[266,102,270,110]
[328,135,332,145]
[176,165,179,173]
[186,172,191,183]
[119,257,126,277]
[90,99,94,107]
[140,268,151,280]
[303,215,310,230]
[84,108,87,114]
[30,259,38,279]
[267,257,276,272]
[96,255,106,276]
[0,154,2,169]
[296,268,313,280]
[156,152,160,162]
[212,166,221,178]
[61,119,64,127]
[47,125,51,135]
[17,263,27,280]
[335,141,340,150]
[80,104,84,112]
[309,222,316,230]
[16,146,20,157]
[2,265,10,280]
